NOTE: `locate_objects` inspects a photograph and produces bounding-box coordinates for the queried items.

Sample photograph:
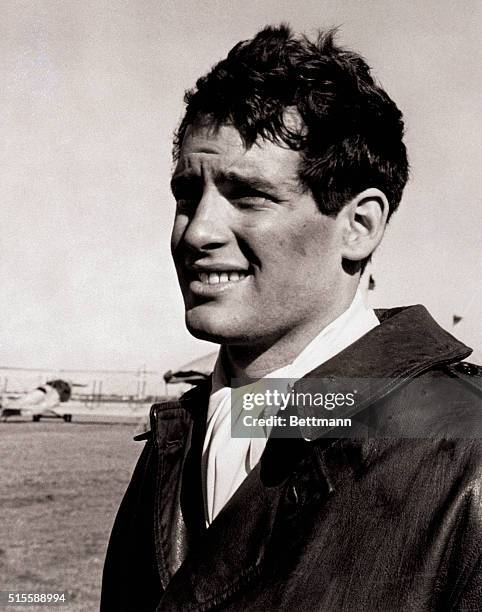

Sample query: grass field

[0,421,142,611]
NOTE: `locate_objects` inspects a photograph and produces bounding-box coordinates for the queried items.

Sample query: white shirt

[202,289,379,525]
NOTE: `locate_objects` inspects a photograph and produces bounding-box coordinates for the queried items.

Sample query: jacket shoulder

[133,379,211,442]
[441,361,482,393]
[369,360,482,439]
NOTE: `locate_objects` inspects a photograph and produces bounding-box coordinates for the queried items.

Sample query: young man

[102,26,481,611]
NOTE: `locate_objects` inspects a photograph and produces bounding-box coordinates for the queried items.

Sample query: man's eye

[232,196,270,209]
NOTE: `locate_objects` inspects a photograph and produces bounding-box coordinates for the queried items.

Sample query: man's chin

[185,309,245,345]
[185,316,229,344]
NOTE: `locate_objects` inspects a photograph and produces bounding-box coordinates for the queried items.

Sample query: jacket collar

[307,304,470,380]
[293,304,472,439]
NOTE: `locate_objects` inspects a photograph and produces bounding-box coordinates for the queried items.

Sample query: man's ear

[340,188,389,262]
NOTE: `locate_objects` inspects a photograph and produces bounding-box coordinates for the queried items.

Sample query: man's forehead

[173,122,301,186]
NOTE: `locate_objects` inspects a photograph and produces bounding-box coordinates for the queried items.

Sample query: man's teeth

[198,271,247,284]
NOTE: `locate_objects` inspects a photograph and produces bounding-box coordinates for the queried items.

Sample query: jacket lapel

[151,383,210,589]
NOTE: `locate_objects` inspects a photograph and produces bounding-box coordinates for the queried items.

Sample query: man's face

[170,122,346,347]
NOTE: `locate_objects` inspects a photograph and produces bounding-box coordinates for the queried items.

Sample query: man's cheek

[170,215,190,250]
[170,228,180,255]
[288,233,308,257]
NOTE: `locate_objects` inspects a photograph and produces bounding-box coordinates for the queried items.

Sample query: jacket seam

[190,565,260,612]
[153,450,171,590]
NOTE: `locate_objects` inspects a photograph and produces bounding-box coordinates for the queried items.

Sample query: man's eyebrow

[170,169,278,195]
[221,170,277,192]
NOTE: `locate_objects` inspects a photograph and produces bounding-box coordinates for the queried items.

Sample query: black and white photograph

[1,1,481,610]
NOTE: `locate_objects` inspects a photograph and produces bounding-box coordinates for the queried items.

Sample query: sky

[1,0,481,375]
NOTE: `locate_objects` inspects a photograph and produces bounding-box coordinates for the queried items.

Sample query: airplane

[0,379,82,422]
[163,351,217,396]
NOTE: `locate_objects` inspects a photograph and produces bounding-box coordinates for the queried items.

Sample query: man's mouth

[183,265,253,294]
[196,270,248,285]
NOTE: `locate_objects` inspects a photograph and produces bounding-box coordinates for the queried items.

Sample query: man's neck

[224,287,358,380]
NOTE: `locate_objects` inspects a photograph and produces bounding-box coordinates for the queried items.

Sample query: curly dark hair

[173,24,409,221]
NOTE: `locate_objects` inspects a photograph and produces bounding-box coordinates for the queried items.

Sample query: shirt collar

[211,286,379,395]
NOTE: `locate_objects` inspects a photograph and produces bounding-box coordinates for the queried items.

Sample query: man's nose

[182,189,231,251]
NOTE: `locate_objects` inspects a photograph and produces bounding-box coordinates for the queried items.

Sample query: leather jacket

[101,305,482,611]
